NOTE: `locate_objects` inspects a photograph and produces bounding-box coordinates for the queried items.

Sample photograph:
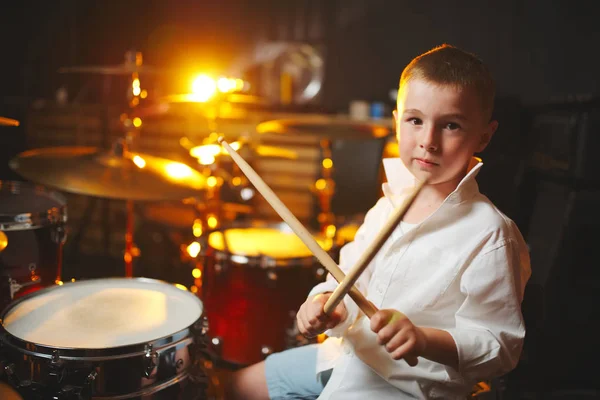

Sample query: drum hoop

[205,221,328,268]
[0,277,204,361]
[91,370,193,399]
[0,180,67,230]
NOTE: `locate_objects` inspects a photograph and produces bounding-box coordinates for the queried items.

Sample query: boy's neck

[403,175,463,224]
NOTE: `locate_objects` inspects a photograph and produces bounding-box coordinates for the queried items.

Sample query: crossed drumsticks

[219,137,425,364]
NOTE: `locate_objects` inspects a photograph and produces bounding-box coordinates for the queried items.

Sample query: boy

[227,44,531,399]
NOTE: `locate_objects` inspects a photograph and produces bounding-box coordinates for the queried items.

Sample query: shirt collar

[381,157,483,206]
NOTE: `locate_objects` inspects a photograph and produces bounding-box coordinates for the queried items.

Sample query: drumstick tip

[217,136,225,144]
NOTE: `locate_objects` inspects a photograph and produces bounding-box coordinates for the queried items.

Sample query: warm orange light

[187,242,201,258]
[325,224,336,238]
[132,117,142,128]
[55,280,64,286]
[174,283,188,291]
[235,78,245,91]
[191,74,217,102]
[315,179,327,190]
[198,155,216,166]
[322,158,333,169]
[192,268,202,279]
[133,155,146,169]
[140,90,148,99]
[193,219,203,237]
[132,78,141,96]
[190,285,198,294]
[165,162,194,179]
[207,176,218,187]
[207,215,218,229]
[232,177,242,186]
[190,144,221,159]
[217,77,237,93]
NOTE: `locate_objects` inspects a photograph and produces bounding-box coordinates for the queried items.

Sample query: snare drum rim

[204,220,331,268]
[0,180,67,230]
[0,277,205,361]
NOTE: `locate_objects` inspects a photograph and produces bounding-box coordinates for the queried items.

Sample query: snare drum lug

[51,350,61,364]
[48,350,66,385]
[79,370,98,399]
[143,344,159,378]
[210,336,222,356]
[261,345,274,357]
[194,316,209,336]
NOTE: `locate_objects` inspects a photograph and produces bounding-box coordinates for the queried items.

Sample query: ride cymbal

[256,115,393,139]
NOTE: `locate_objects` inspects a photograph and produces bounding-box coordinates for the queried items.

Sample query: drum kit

[0,55,393,399]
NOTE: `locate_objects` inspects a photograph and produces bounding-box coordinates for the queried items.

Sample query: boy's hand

[297,293,348,338]
[370,309,426,366]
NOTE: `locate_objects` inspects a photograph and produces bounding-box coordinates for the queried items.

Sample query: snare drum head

[208,226,332,259]
[1,278,203,349]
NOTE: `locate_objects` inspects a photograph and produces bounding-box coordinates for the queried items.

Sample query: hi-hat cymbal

[9,147,207,201]
[0,117,19,127]
[0,231,7,252]
[256,115,394,139]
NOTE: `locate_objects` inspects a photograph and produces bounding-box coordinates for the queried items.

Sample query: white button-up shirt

[309,157,531,399]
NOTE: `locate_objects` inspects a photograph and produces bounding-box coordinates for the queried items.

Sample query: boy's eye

[445,122,461,130]
[407,117,422,125]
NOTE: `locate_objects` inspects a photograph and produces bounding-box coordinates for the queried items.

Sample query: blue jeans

[264,344,332,400]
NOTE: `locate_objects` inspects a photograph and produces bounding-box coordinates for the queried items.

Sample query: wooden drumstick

[218,137,377,317]
[323,179,426,314]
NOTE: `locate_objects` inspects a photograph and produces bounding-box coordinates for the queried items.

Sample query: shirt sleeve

[308,197,389,336]
[445,237,531,381]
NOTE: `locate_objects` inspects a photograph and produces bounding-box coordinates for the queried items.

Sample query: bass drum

[199,221,332,366]
[0,278,211,399]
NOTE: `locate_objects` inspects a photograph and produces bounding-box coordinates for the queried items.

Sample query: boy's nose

[419,128,439,152]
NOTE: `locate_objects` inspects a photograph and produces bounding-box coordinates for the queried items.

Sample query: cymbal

[187,139,297,164]
[189,143,297,161]
[9,146,207,201]
[58,64,170,75]
[256,115,394,139]
[0,116,19,127]
[0,231,7,252]
[159,93,267,106]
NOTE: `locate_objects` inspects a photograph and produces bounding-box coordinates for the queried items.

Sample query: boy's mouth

[414,158,438,167]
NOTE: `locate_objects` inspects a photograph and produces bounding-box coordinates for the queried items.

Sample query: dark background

[1,1,599,398]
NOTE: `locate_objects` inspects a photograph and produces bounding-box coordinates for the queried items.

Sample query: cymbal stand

[121,50,144,277]
[312,139,336,237]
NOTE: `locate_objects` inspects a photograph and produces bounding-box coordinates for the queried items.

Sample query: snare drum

[0,278,209,399]
[0,181,67,310]
[200,222,332,366]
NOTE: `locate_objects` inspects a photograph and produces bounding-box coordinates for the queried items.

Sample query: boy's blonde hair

[399,44,495,121]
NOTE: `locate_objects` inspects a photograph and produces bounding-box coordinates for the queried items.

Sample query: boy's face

[393,78,497,190]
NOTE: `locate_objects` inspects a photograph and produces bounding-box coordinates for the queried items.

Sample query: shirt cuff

[444,328,504,380]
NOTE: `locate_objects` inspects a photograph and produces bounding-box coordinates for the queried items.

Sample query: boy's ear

[476,120,498,153]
